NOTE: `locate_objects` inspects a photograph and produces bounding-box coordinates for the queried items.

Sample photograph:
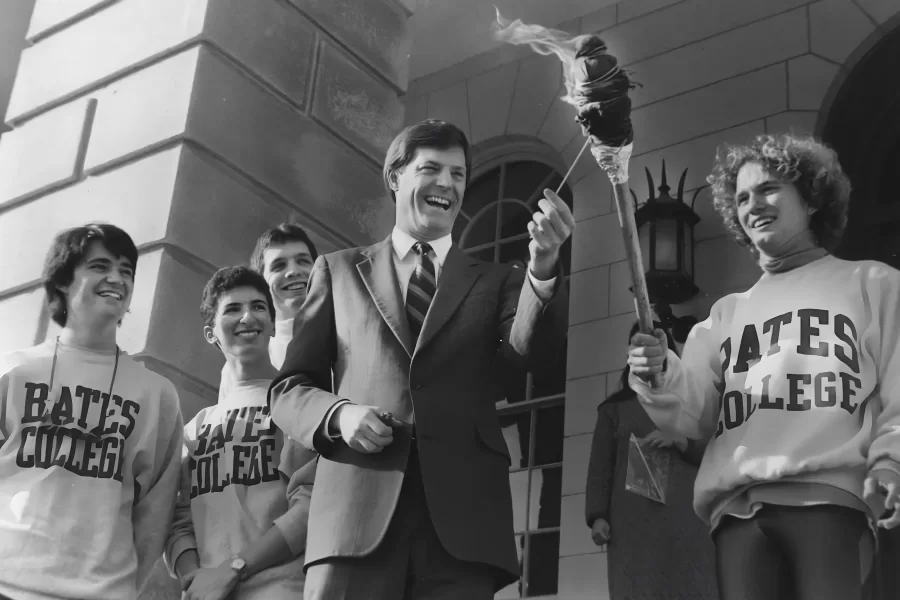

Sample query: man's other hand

[333,404,395,453]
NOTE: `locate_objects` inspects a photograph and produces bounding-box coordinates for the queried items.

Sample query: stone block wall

[1,0,411,402]
[0,1,412,594]
[403,0,900,597]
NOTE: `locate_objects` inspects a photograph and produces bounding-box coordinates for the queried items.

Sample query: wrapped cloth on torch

[569,36,635,186]
[494,13,661,386]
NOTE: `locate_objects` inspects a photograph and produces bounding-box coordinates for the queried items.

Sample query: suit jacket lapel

[357,238,415,357]
[417,245,483,353]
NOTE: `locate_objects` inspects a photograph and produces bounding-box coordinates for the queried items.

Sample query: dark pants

[304,445,497,600]
[713,504,874,600]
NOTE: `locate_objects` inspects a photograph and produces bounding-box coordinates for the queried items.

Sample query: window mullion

[494,163,506,263]
[524,405,540,595]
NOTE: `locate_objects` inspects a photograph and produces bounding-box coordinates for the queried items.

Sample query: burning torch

[494,12,661,386]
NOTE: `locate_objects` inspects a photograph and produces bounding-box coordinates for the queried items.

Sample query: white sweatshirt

[166,379,316,599]
[0,340,184,600]
[631,256,900,526]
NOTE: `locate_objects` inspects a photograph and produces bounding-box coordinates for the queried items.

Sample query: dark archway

[821,22,900,269]
[820,20,900,600]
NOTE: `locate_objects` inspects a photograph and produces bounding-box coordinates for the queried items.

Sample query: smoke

[492,7,636,151]
[492,8,586,107]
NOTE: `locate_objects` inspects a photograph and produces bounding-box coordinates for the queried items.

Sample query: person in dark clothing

[585,320,718,600]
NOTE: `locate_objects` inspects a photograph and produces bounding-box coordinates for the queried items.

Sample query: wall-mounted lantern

[632,161,704,306]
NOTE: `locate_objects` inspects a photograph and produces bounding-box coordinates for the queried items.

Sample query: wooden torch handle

[611,181,663,388]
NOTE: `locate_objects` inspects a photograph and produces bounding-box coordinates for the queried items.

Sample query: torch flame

[492,8,585,107]
[493,8,654,350]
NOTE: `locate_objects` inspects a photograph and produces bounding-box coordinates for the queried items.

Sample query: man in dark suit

[269,119,574,599]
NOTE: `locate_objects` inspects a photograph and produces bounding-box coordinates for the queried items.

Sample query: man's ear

[203,325,218,346]
[389,169,400,192]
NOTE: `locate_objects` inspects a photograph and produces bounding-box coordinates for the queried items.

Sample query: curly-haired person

[625,133,900,600]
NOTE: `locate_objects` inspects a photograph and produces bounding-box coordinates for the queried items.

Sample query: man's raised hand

[527,188,576,281]
[333,404,394,453]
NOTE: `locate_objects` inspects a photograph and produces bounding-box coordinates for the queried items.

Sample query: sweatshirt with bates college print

[166,378,316,599]
[631,256,900,529]
[0,339,183,600]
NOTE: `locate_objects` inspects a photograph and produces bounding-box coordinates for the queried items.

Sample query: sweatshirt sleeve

[272,434,318,555]
[0,352,18,447]
[866,266,900,476]
[163,434,197,577]
[133,380,185,589]
[629,302,729,440]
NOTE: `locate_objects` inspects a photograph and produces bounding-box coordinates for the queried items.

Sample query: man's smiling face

[262,241,314,318]
[205,286,274,362]
[392,146,466,241]
[735,161,811,255]
[60,241,134,327]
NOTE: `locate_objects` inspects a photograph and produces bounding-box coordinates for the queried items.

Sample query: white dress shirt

[389,226,556,303]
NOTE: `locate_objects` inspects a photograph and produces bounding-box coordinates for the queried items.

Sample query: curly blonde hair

[706,134,851,252]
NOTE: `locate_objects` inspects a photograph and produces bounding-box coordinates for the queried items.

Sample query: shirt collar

[391,226,453,267]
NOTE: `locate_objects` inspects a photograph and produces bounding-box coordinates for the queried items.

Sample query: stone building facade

[1,0,899,598]
[403,0,900,597]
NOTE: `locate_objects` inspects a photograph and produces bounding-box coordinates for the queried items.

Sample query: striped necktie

[406,241,436,339]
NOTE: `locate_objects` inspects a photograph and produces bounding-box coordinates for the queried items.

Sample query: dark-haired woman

[586,321,718,600]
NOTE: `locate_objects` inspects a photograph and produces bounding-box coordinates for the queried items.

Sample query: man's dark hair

[382,119,471,202]
[249,222,319,274]
[42,223,138,327]
[200,265,275,328]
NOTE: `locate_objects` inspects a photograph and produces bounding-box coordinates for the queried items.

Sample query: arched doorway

[821,21,900,269]
[820,18,900,600]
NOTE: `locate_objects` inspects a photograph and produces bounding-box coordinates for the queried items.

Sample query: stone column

[0,1,413,594]
[0,0,35,134]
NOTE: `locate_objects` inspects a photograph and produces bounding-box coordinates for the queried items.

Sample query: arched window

[458,155,573,599]
[454,160,573,271]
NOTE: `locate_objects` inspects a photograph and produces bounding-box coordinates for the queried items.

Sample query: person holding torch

[627,133,900,600]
